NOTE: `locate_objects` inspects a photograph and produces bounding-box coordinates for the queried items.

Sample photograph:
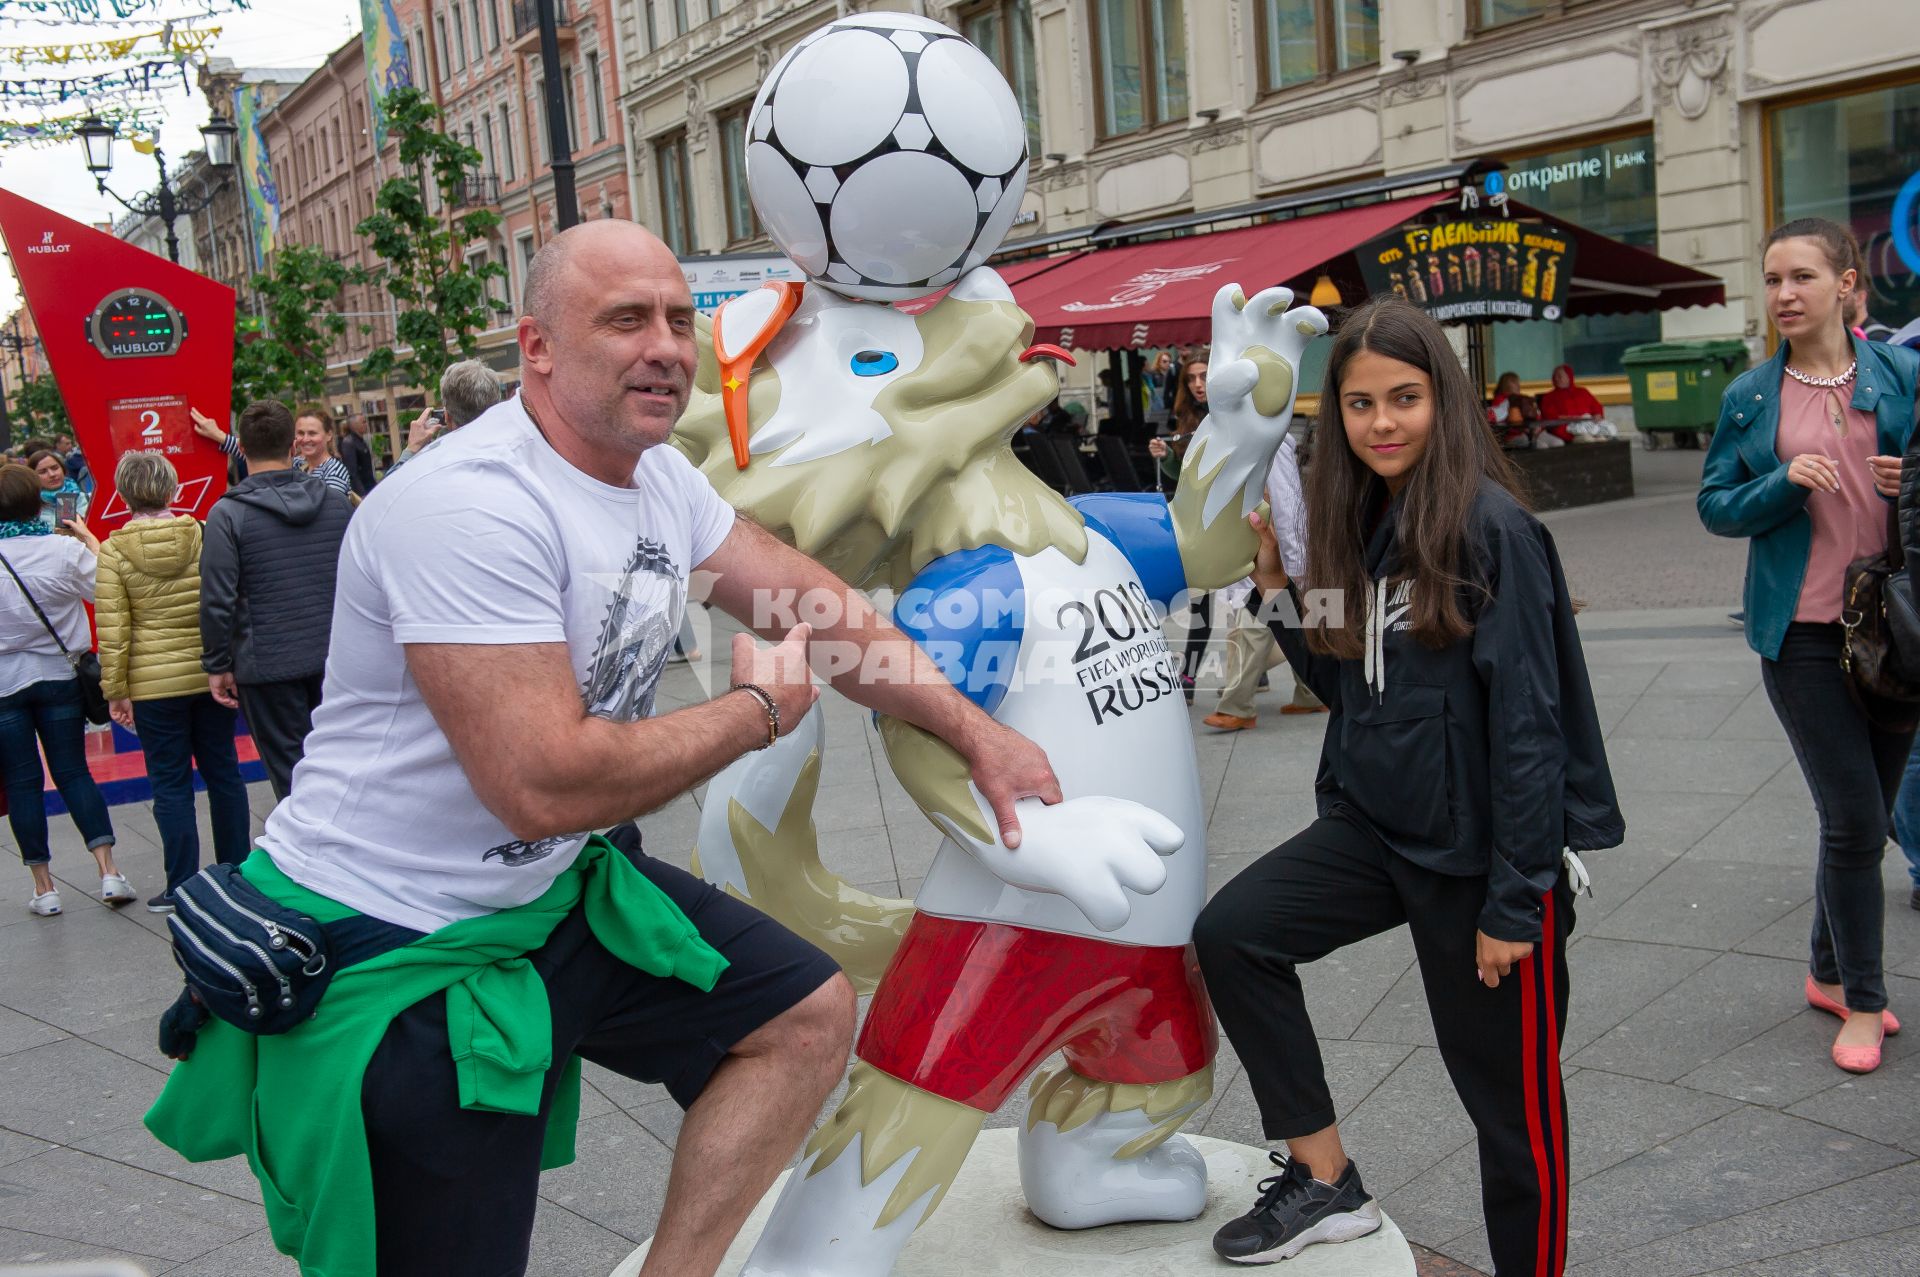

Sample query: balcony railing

[510,0,571,42]
[453,174,501,208]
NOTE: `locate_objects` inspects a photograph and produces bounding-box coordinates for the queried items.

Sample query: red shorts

[856,913,1217,1111]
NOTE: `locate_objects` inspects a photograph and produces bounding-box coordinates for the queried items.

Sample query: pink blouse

[1775,376,1884,624]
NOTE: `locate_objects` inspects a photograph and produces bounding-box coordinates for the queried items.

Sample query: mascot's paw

[935,796,1182,932]
[1207,284,1329,435]
[1020,1110,1208,1230]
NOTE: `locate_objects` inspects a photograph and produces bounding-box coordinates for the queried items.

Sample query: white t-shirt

[0,534,95,699]
[260,395,737,932]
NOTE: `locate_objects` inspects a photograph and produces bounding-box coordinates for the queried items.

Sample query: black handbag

[167,863,332,1034]
[0,547,110,725]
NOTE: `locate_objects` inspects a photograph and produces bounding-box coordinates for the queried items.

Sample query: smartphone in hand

[55,491,78,524]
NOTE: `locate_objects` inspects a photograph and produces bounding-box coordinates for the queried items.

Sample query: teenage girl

[1193,296,1623,1273]
[1697,217,1920,1074]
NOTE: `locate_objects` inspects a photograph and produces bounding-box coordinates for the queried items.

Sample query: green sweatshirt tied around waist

[144,835,728,1277]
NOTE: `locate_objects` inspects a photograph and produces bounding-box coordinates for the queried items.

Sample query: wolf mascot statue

[670,18,1327,1277]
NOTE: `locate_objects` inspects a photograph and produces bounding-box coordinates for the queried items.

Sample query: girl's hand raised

[1247,509,1289,594]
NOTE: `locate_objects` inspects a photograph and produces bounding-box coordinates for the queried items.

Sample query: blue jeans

[0,677,114,866]
[131,693,251,894]
[1894,740,1920,889]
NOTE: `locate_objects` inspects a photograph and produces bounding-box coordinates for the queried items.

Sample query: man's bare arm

[699,516,1061,845]
[407,630,814,841]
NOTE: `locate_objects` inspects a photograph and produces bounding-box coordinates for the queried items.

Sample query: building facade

[619,0,1920,392]
[195,60,316,299]
[388,0,635,375]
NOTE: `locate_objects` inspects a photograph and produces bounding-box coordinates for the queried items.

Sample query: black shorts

[361,827,841,1276]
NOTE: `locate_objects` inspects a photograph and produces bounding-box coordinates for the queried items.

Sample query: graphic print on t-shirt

[582,537,683,722]
[480,537,684,870]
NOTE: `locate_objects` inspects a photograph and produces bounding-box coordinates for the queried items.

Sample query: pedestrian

[145,220,1059,1277]
[291,410,353,498]
[1151,348,1214,694]
[1192,297,1621,1272]
[0,464,133,915]
[95,452,251,913]
[337,412,377,496]
[390,359,505,471]
[55,432,89,491]
[196,402,351,801]
[1697,216,1920,1075]
[28,448,87,529]
[1203,450,1325,731]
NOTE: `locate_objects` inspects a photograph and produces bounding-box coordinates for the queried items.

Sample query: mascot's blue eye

[851,350,899,377]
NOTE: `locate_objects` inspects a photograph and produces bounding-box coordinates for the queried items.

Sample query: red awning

[1510,202,1726,317]
[1013,192,1446,351]
[894,251,1086,316]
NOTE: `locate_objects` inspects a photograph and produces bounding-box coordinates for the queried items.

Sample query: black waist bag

[167,864,331,1034]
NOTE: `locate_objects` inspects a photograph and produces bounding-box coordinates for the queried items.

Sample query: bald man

[180,222,1062,1275]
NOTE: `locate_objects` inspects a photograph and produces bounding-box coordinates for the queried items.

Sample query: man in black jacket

[199,400,353,800]
[338,412,378,496]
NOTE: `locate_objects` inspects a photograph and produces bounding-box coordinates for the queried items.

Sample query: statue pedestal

[613,1128,1417,1276]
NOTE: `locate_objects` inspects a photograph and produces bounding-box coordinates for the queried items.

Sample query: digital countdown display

[86,289,186,359]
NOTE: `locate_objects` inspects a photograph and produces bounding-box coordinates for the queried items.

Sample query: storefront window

[1489,132,1658,382]
[1262,0,1379,92]
[1770,81,1920,335]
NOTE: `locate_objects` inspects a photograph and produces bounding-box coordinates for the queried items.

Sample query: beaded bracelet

[731,682,781,750]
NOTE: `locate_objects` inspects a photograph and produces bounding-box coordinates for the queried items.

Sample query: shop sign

[1357,219,1576,323]
[682,255,800,314]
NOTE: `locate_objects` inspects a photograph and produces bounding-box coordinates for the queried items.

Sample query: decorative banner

[0,189,234,532]
[0,22,220,65]
[0,57,192,102]
[358,0,412,150]
[0,0,245,19]
[0,102,157,148]
[233,80,277,268]
[1357,219,1576,323]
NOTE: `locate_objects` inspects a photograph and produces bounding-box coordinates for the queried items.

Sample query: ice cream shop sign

[1358,219,1575,324]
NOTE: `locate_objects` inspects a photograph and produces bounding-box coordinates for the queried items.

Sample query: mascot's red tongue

[1020,344,1076,365]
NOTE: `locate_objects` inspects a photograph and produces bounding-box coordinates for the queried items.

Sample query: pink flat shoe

[1805,975,1900,1035]
[1832,1021,1885,1074]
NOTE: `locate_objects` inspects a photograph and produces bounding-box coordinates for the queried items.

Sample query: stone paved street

[2,450,1917,1275]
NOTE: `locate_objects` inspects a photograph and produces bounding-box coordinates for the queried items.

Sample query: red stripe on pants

[1542,891,1567,1277]
[1519,945,1550,1276]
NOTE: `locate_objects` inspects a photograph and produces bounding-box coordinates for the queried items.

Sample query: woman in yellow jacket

[96,452,250,913]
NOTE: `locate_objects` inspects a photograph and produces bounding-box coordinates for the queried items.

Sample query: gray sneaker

[1213,1153,1381,1264]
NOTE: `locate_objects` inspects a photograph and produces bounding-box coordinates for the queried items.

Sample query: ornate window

[1091,0,1186,139]
[655,131,693,255]
[962,1,1042,157]
[1260,0,1378,93]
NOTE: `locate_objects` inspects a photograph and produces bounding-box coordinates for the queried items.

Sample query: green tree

[356,87,508,394]
[231,243,360,411]
[9,373,71,437]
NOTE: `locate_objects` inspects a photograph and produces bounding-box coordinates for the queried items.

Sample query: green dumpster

[1620,339,1750,449]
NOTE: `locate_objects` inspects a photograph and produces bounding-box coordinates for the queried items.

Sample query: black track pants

[1194,807,1576,1277]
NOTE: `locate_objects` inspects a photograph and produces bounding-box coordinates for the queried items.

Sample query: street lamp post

[0,321,42,449]
[77,115,238,265]
[535,0,579,230]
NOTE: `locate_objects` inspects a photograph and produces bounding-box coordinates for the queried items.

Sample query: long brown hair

[1304,298,1525,659]
[1171,345,1210,435]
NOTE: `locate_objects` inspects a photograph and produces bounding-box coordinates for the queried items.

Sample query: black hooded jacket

[199,470,352,684]
[1257,478,1624,942]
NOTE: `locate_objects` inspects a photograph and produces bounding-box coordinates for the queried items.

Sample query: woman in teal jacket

[1698,217,1920,1075]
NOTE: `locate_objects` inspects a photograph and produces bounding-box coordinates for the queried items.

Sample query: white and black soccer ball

[745,12,1030,303]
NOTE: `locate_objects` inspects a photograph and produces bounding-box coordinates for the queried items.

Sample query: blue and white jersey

[894,493,1206,947]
